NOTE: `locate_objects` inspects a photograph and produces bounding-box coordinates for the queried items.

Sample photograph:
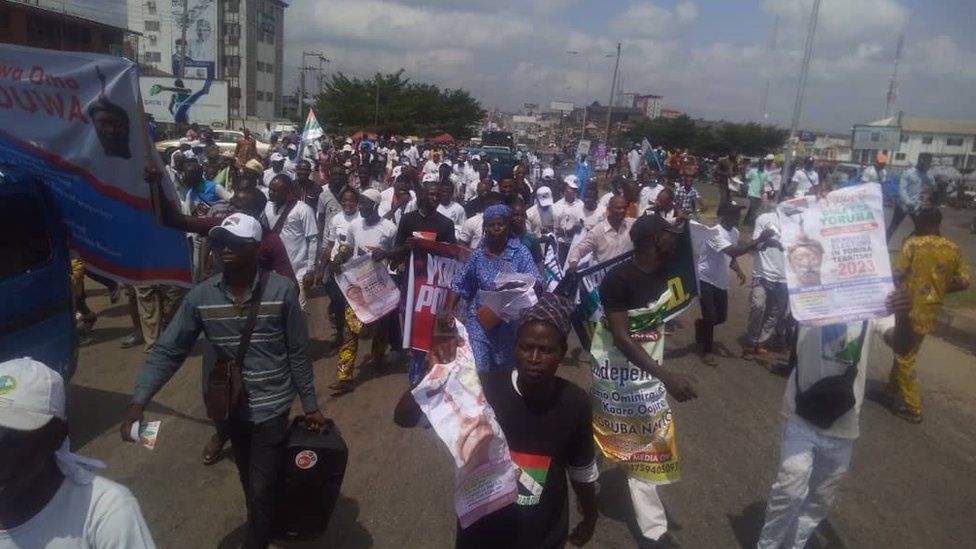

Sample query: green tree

[623,115,787,157]
[313,70,485,139]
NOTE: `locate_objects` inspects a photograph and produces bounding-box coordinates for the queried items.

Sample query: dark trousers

[218,413,290,549]
[696,281,728,354]
[886,205,915,242]
[324,279,346,340]
[745,196,761,225]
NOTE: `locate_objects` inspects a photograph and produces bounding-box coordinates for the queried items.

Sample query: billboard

[550,101,575,113]
[140,77,227,127]
[851,124,901,151]
[172,0,217,79]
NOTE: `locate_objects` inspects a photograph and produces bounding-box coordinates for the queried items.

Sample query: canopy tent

[428,133,455,144]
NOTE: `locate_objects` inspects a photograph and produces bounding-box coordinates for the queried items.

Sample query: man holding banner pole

[596,214,698,547]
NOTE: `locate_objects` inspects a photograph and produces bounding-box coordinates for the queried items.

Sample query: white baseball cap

[361,188,382,204]
[563,175,579,189]
[536,186,554,207]
[422,173,439,183]
[0,357,67,431]
[208,213,263,243]
[542,167,555,179]
[403,138,413,144]
[270,152,285,162]
[342,144,354,153]
[764,154,775,161]
[287,143,298,151]
[391,166,403,179]
[345,137,353,144]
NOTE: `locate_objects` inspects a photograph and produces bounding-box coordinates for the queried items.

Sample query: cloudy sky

[283,0,976,133]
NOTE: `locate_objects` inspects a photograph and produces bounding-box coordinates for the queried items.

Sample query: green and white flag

[301,108,323,142]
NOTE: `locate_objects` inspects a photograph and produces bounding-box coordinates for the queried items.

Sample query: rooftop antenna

[883,33,904,119]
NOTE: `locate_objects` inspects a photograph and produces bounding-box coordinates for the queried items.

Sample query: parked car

[0,166,77,380]
[154,129,271,162]
[480,146,515,180]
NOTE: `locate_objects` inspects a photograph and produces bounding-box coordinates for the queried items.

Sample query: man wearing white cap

[326,188,399,394]
[122,213,328,549]
[0,357,155,548]
[402,138,419,168]
[263,152,293,189]
[553,175,585,263]
[526,185,556,238]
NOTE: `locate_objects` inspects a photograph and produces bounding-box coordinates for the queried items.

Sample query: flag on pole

[641,137,663,172]
[298,108,323,160]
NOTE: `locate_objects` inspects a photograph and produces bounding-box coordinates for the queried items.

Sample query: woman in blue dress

[446,204,543,372]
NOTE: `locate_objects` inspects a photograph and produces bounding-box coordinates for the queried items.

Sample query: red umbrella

[428,133,454,144]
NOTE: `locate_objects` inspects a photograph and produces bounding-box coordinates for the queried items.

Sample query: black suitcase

[271,418,349,541]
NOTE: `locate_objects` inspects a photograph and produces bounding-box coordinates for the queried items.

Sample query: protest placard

[335,255,400,324]
[777,184,894,325]
[403,240,471,352]
[412,324,518,528]
[0,44,191,285]
[589,291,680,484]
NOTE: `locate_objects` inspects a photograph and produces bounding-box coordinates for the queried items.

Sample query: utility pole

[299,51,327,117]
[884,33,904,119]
[780,0,820,199]
[604,42,621,144]
[177,0,188,79]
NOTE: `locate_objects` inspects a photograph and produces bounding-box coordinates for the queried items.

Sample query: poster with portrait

[171,0,217,79]
[335,255,400,324]
[0,44,192,286]
[412,323,518,528]
[777,184,894,325]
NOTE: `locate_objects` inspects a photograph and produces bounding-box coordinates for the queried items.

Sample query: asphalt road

[67,186,976,549]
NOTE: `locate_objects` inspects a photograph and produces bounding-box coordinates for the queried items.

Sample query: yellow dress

[893,235,970,334]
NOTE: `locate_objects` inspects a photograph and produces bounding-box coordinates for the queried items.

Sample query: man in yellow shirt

[886,208,970,423]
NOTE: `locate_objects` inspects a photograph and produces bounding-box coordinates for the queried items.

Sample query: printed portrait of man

[787,236,824,288]
[88,95,132,159]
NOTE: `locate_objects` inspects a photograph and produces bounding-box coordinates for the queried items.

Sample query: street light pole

[604,42,621,144]
[780,0,821,198]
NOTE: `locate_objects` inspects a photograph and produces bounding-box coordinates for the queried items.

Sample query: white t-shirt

[696,224,738,290]
[437,202,467,238]
[783,317,894,439]
[459,214,484,249]
[752,212,786,282]
[263,166,295,187]
[792,169,819,197]
[345,217,397,258]
[265,200,319,277]
[581,205,605,231]
[378,188,417,224]
[552,198,584,242]
[325,210,360,260]
[0,476,155,549]
[639,184,663,212]
[422,160,442,176]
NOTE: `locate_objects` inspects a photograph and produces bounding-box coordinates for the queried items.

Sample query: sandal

[890,405,923,424]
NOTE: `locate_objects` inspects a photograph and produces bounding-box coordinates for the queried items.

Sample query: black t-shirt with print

[599,259,669,313]
[396,210,457,247]
[455,371,594,549]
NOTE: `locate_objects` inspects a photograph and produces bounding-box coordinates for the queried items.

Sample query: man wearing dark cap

[598,214,697,548]
[695,203,776,366]
[121,213,329,549]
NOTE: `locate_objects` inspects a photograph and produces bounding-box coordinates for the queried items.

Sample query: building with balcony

[127,0,286,126]
[1,0,133,56]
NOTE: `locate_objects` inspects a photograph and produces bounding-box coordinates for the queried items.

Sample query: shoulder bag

[204,270,270,421]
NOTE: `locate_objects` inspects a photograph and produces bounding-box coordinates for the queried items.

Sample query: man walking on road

[599,214,698,548]
[695,203,775,366]
[628,144,643,180]
[884,208,970,423]
[742,203,788,359]
[744,161,767,226]
[121,213,329,549]
[265,174,319,310]
[887,153,934,242]
[756,290,914,549]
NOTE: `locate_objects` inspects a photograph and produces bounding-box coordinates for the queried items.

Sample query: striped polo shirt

[132,270,318,423]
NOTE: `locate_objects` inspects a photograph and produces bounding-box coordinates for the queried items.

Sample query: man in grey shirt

[121,213,328,549]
